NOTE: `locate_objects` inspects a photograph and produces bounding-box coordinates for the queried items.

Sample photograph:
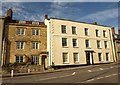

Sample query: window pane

[85,28,89,36]
[63,53,68,63]
[17,29,20,35]
[32,29,35,35]
[20,56,23,62]
[36,30,39,35]
[72,26,76,34]
[104,41,107,48]
[32,55,39,64]
[16,56,23,63]
[96,30,99,37]
[74,53,78,63]
[85,40,89,48]
[32,42,39,49]
[62,38,67,47]
[97,40,101,48]
[98,53,102,61]
[106,53,109,61]
[61,25,66,33]
[103,30,106,37]
[16,56,19,62]
[73,39,77,47]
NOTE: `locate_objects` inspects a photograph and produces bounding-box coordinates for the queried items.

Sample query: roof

[50,17,112,28]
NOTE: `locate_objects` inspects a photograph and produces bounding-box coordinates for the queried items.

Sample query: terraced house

[1,9,48,69]
[45,15,116,67]
[1,9,117,69]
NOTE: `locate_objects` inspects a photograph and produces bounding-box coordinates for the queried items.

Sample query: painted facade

[45,17,116,67]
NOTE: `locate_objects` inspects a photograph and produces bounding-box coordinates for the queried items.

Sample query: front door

[42,55,46,70]
[86,52,91,65]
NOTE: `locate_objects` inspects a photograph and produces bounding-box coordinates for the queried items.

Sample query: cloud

[80,8,118,23]
[2,2,44,21]
[2,0,119,2]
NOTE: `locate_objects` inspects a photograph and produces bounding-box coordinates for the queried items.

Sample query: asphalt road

[2,63,120,84]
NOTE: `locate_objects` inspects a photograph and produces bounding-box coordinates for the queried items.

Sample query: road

[2,63,119,84]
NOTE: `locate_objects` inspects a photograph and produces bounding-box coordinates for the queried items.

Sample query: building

[1,9,48,69]
[113,28,120,62]
[45,15,116,67]
[0,15,9,66]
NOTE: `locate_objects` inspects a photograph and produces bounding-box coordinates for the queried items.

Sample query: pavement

[1,63,118,78]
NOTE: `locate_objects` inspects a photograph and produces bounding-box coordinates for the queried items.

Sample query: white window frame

[96,30,100,37]
[98,53,103,62]
[16,42,24,49]
[32,42,39,49]
[72,39,78,47]
[103,30,107,38]
[19,21,26,24]
[72,26,77,34]
[16,55,24,63]
[61,25,67,33]
[73,53,79,63]
[32,29,40,35]
[17,28,25,35]
[31,55,39,64]
[85,39,91,48]
[63,53,69,64]
[106,53,110,61]
[85,28,89,36]
[62,38,68,47]
[104,41,109,48]
[97,40,102,48]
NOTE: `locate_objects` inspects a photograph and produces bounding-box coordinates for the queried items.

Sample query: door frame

[85,51,94,65]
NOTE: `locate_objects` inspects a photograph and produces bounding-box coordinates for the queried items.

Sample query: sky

[1,2,119,33]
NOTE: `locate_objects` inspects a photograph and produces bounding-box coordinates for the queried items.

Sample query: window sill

[96,36,100,37]
[73,46,79,48]
[86,47,91,49]
[72,33,77,35]
[85,35,90,37]
[63,62,69,64]
[105,48,109,49]
[62,33,67,34]
[97,47,102,49]
[62,46,69,48]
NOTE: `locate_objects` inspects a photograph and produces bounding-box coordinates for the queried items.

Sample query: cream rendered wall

[47,18,115,66]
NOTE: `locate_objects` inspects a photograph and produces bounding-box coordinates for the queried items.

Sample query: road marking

[72,72,76,75]
[86,79,95,82]
[105,68,109,70]
[105,75,111,78]
[110,67,113,68]
[112,74,117,76]
[99,68,103,70]
[36,74,72,81]
[88,70,92,72]
[97,77,103,80]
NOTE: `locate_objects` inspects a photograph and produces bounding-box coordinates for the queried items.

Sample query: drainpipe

[1,38,5,66]
[109,29,116,62]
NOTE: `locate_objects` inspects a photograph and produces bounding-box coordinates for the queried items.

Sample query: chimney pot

[111,27,115,34]
[93,22,97,25]
[45,15,48,19]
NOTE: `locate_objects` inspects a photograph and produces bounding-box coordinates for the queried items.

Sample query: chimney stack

[93,22,97,25]
[7,9,13,19]
[44,14,48,19]
[118,28,120,35]
[111,27,115,34]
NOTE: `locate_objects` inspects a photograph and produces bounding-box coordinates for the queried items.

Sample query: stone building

[1,9,48,69]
